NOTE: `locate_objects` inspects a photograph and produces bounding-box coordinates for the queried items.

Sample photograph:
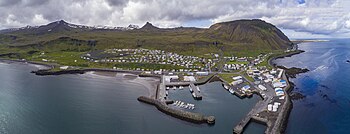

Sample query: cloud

[0,0,349,37]
[0,0,21,7]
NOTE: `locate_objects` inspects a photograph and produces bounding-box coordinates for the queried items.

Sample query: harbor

[135,66,292,134]
[232,70,292,134]
[2,49,295,134]
[29,61,293,133]
[0,62,262,134]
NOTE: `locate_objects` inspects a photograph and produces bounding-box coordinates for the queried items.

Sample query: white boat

[166,87,170,90]
[189,86,193,92]
[179,86,184,89]
[192,92,196,97]
[223,84,229,90]
[229,88,235,94]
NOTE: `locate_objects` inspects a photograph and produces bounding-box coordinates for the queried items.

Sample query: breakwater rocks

[277,50,305,59]
[137,96,215,124]
[32,69,85,75]
[275,96,293,134]
[31,68,142,76]
[290,92,305,100]
[276,66,309,78]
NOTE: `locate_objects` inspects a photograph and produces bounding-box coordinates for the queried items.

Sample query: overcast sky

[0,0,349,38]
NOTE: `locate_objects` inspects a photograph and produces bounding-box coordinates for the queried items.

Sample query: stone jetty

[233,71,293,134]
[137,96,215,124]
[31,68,143,76]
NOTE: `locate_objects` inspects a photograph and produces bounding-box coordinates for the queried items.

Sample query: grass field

[0,19,293,72]
[218,73,240,83]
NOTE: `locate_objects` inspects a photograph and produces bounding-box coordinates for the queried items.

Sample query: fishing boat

[223,84,229,90]
[229,88,235,94]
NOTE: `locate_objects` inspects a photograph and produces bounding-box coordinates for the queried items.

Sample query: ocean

[274,39,350,134]
[0,62,263,134]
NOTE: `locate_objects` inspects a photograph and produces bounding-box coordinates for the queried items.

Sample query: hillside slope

[0,19,292,56]
[207,19,291,50]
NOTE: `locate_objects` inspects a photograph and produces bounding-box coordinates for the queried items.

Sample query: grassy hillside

[0,19,292,57]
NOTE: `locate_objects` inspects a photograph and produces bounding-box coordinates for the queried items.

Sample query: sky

[0,0,349,38]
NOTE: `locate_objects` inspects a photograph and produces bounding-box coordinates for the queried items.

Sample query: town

[39,47,292,134]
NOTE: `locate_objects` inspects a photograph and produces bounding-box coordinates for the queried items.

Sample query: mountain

[0,20,140,34]
[206,19,291,50]
[140,22,160,31]
[2,20,91,35]
[0,19,292,56]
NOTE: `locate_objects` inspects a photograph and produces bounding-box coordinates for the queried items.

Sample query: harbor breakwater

[31,68,143,76]
[137,96,215,125]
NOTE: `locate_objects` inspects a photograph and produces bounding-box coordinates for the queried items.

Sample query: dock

[137,96,215,124]
[189,83,202,100]
[233,71,292,134]
[233,100,265,134]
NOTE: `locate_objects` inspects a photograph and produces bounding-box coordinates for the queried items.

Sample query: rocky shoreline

[289,92,305,100]
[268,50,307,133]
[276,66,309,78]
[269,50,305,68]
[31,68,142,76]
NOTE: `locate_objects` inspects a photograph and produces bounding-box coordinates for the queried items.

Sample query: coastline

[266,49,307,133]
[268,50,305,68]
[291,39,329,44]
[0,49,305,133]
[0,58,54,70]
[0,59,160,99]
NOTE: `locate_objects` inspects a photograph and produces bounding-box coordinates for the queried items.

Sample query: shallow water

[0,62,261,134]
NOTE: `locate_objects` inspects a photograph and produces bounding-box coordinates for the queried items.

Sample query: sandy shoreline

[0,59,160,99]
[0,59,52,70]
[89,70,160,99]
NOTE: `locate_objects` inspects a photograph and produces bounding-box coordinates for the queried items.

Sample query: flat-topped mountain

[207,19,291,49]
[0,19,292,56]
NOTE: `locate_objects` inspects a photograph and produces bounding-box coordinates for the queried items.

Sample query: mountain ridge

[0,19,292,56]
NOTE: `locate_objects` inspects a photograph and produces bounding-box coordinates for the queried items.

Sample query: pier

[233,99,268,134]
[137,96,215,124]
[189,83,202,100]
[233,71,292,134]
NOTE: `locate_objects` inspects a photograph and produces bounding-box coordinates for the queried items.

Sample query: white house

[59,66,69,70]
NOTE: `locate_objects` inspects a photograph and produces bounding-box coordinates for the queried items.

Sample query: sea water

[274,39,350,134]
[0,62,262,134]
